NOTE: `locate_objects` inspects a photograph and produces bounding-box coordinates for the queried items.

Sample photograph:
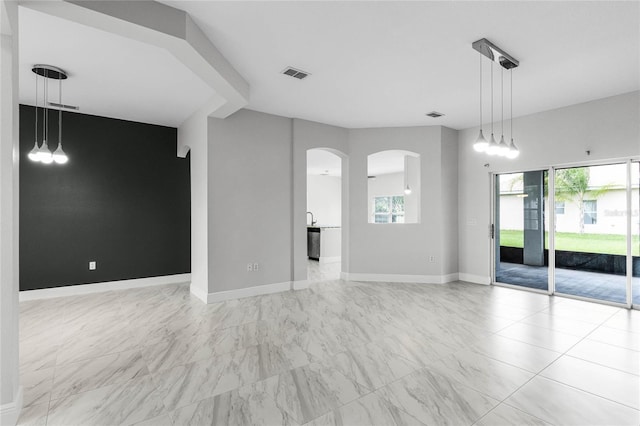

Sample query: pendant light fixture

[486,61,500,156]
[38,70,53,164]
[506,69,520,159]
[472,53,488,152]
[52,75,68,164]
[28,73,40,161]
[404,155,412,195]
[471,39,519,159]
[30,64,68,165]
[497,67,510,156]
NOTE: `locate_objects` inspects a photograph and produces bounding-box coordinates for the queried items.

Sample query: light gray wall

[307,175,341,227]
[458,91,640,283]
[208,109,293,292]
[441,126,459,276]
[348,126,445,276]
[1,0,21,421]
[293,119,349,283]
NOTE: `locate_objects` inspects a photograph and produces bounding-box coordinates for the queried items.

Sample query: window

[583,200,597,224]
[555,201,565,215]
[373,196,404,223]
[367,150,420,224]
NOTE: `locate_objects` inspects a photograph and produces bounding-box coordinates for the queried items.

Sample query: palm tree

[556,167,612,233]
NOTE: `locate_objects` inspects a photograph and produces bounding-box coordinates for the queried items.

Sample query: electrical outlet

[247,263,253,272]
[429,256,435,263]
[89,261,97,270]
[253,263,259,271]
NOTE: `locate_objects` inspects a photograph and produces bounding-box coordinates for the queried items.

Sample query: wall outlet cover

[89,261,97,270]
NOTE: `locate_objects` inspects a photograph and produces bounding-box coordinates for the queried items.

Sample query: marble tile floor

[17,279,640,426]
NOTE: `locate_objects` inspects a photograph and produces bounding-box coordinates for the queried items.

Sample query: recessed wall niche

[367,150,420,224]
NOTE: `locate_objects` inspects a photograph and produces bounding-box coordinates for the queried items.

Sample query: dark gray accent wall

[19,105,190,291]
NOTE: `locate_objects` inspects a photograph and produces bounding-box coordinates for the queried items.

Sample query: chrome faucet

[306,211,317,226]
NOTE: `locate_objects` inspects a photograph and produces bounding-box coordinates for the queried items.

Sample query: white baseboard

[342,272,458,284]
[291,280,310,290]
[458,273,491,285]
[0,386,23,426]
[205,281,291,303]
[319,256,341,264]
[189,284,209,304]
[19,273,192,301]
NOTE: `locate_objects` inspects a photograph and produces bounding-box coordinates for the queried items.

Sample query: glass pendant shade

[52,144,68,164]
[38,140,53,164]
[404,185,412,195]
[498,135,509,156]
[28,140,40,162]
[506,138,520,159]
[473,129,488,152]
[486,133,500,156]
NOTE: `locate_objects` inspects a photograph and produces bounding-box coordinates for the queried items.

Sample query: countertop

[307,225,341,229]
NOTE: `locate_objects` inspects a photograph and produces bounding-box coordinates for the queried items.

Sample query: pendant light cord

[510,69,513,139]
[34,71,38,142]
[479,54,482,127]
[490,61,493,135]
[44,70,48,143]
[58,77,62,148]
[501,67,504,137]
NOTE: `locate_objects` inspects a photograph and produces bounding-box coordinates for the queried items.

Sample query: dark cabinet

[307,228,320,260]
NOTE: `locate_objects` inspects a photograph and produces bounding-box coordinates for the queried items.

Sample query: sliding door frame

[491,157,640,309]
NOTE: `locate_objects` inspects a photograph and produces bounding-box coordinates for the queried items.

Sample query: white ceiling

[18,6,213,127]
[18,1,640,130]
[162,0,639,130]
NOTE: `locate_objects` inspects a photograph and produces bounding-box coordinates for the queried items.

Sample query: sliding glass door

[633,162,639,308]
[553,164,628,304]
[494,170,549,292]
[494,161,639,308]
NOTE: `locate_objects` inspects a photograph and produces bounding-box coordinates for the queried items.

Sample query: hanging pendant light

[506,69,520,159]
[497,67,510,156]
[28,72,40,162]
[471,38,520,159]
[473,54,488,152]
[52,75,68,164]
[403,155,412,194]
[31,65,68,165]
[37,70,53,164]
[486,61,500,156]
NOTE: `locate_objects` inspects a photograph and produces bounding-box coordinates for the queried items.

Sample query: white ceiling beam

[20,0,249,119]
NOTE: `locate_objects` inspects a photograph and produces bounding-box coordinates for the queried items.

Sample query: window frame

[372,195,405,224]
[583,200,597,225]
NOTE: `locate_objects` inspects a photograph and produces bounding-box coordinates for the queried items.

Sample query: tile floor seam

[471,401,551,426]
[536,368,640,412]
[558,352,640,378]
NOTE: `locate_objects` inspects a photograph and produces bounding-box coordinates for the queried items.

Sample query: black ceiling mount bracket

[32,64,68,80]
[472,38,519,70]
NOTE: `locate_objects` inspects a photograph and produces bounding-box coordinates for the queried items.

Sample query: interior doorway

[306,149,342,282]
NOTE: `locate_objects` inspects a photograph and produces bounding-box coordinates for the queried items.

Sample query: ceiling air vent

[426,111,444,118]
[281,66,310,80]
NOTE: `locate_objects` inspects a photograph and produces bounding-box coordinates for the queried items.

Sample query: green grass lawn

[499,229,640,256]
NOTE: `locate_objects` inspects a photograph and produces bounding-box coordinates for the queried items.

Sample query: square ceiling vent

[281,66,310,80]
